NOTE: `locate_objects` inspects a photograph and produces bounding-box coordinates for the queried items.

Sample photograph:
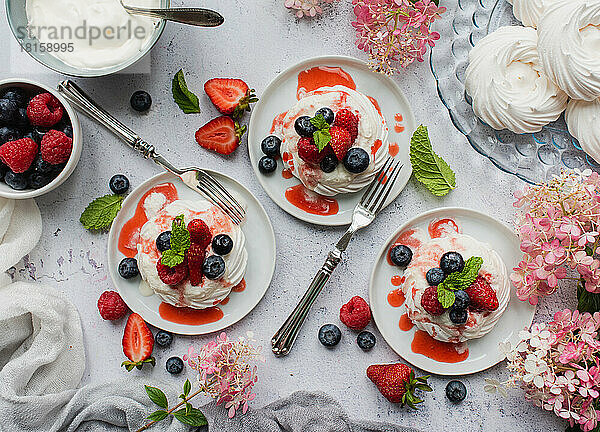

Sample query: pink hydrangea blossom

[284,0,337,18]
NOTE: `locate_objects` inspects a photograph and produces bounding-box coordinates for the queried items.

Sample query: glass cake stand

[429,0,599,184]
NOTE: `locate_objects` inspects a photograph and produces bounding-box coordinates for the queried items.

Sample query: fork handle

[271,249,342,357]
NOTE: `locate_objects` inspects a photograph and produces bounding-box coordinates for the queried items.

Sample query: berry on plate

[187,243,206,286]
[188,219,212,248]
[109,174,130,195]
[97,291,128,320]
[329,126,351,161]
[339,296,371,330]
[318,323,342,347]
[343,147,370,174]
[315,107,335,124]
[446,380,467,403]
[294,116,317,138]
[27,93,64,127]
[166,356,184,375]
[453,290,470,310]
[195,116,246,155]
[320,154,338,173]
[212,234,233,255]
[390,245,412,267]
[154,330,173,348]
[448,307,467,325]
[421,286,446,316]
[203,255,226,280]
[40,130,72,165]
[465,276,499,311]
[357,330,376,351]
[122,313,156,371]
[261,135,282,158]
[156,231,172,252]
[157,259,189,285]
[0,138,37,173]
[204,78,257,119]
[366,363,432,407]
[118,257,139,279]
[297,137,324,164]
[440,251,464,274]
[425,267,445,285]
[258,156,277,174]
[333,109,359,142]
[130,90,152,112]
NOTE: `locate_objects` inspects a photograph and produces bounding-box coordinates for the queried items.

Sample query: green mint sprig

[160,215,190,268]
[143,380,208,430]
[310,114,332,151]
[436,256,483,308]
[80,194,124,231]
[410,125,456,197]
[172,69,201,114]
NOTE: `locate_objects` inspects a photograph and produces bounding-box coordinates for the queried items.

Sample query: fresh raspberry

[156,259,189,285]
[333,109,359,143]
[328,126,351,161]
[339,296,371,330]
[187,219,212,249]
[187,243,206,286]
[27,93,64,127]
[421,286,446,316]
[97,291,128,320]
[40,130,72,165]
[465,276,499,311]
[0,138,37,173]
[297,137,324,164]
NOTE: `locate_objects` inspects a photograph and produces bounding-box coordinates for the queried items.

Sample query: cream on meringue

[507,0,558,28]
[465,26,568,134]
[537,0,600,101]
[565,98,600,163]
[277,85,388,196]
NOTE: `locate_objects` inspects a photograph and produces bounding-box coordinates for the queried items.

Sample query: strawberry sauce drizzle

[297,66,356,99]
[367,96,383,117]
[159,303,224,325]
[411,330,469,363]
[399,313,414,331]
[285,184,339,216]
[387,289,405,308]
[388,142,399,157]
[428,218,460,239]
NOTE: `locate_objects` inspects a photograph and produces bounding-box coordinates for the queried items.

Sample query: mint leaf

[145,385,168,409]
[410,125,456,196]
[314,129,332,152]
[160,215,191,268]
[80,194,124,231]
[310,114,329,130]
[173,408,208,426]
[439,256,483,292]
[146,410,168,422]
[160,249,185,267]
[172,69,200,114]
[437,286,456,309]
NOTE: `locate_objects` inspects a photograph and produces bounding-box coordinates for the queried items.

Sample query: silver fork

[271,158,404,356]
[57,80,245,225]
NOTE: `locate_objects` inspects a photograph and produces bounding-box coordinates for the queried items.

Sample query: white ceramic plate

[248,55,415,226]
[369,207,536,375]
[107,171,276,335]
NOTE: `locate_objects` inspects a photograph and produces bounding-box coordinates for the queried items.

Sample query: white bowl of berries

[0,79,82,199]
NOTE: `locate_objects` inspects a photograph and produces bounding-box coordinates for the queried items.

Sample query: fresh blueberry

[315,107,335,124]
[0,126,21,144]
[453,290,470,310]
[261,135,281,157]
[156,231,172,252]
[4,171,27,190]
[62,124,73,138]
[118,257,139,279]
[1,88,27,107]
[449,307,468,325]
[29,128,47,144]
[155,330,173,348]
[0,163,7,181]
[320,154,338,173]
[28,172,52,189]
[294,116,317,137]
[203,255,226,280]
[343,147,370,174]
[130,91,152,112]
[0,99,17,124]
[14,108,29,129]
[446,380,467,403]
[426,268,446,286]
[440,252,465,274]
[258,156,277,174]
[31,155,53,174]
[165,356,184,375]
[212,234,233,255]
[390,245,413,267]
[318,324,341,347]
[356,331,376,351]
[109,174,130,195]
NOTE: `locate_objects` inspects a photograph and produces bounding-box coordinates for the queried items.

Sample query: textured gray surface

[0,0,569,430]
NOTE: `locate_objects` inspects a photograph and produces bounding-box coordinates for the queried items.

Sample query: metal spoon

[120,1,224,27]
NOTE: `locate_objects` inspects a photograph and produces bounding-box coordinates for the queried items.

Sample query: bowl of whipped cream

[6,0,169,77]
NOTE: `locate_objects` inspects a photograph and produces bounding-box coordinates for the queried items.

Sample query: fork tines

[195,171,246,225]
[360,157,403,215]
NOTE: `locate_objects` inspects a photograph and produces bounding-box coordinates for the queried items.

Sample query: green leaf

[313,129,332,152]
[145,385,168,409]
[146,410,168,422]
[80,194,124,231]
[439,256,483,292]
[160,248,185,267]
[172,69,201,114]
[183,379,191,397]
[310,114,329,130]
[173,408,208,426]
[160,215,191,267]
[577,282,600,313]
[410,125,456,196]
[437,286,456,309]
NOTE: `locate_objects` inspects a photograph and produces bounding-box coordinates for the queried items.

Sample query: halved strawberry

[121,313,155,371]
[195,116,246,155]
[204,78,258,119]
[188,243,206,286]
[329,126,351,160]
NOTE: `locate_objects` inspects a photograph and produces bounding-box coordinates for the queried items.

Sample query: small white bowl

[0,79,82,200]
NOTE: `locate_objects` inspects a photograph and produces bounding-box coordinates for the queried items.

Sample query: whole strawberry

[188,219,212,249]
[333,109,359,143]
[329,126,351,161]
[421,286,446,316]
[0,138,37,173]
[187,243,205,286]
[97,291,128,320]
[367,363,432,408]
[465,276,499,311]
[339,296,371,330]
[297,137,325,164]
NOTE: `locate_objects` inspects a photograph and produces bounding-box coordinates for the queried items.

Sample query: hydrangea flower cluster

[485,310,600,431]
[184,331,264,418]
[351,0,446,75]
[284,0,337,18]
[511,170,600,305]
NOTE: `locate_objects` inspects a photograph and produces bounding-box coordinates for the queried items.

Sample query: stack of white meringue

[465,0,600,162]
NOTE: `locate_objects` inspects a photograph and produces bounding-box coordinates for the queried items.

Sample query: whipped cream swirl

[278,86,389,196]
[565,98,600,163]
[137,197,248,309]
[507,0,558,28]
[403,232,510,343]
[465,26,568,134]
[537,0,600,101]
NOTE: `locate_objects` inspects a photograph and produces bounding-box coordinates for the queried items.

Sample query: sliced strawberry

[465,276,499,311]
[333,109,359,143]
[122,313,155,371]
[329,126,351,160]
[195,116,246,155]
[188,219,212,248]
[188,243,206,286]
[204,78,258,119]
[298,137,325,164]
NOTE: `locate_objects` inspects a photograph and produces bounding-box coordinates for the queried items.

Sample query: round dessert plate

[107,171,276,335]
[248,55,415,226]
[369,207,536,375]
